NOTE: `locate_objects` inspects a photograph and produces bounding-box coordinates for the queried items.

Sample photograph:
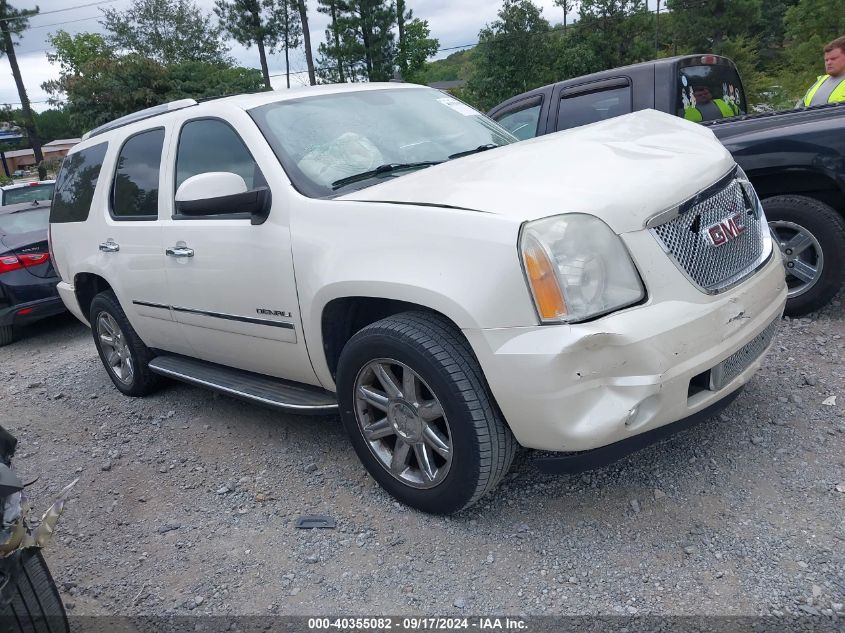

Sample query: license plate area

[709,318,779,391]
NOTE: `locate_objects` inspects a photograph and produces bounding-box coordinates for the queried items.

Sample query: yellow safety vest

[684,99,739,122]
[802,75,845,107]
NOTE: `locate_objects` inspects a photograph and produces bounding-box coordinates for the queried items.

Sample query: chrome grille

[710,318,779,391]
[651,177,768,293]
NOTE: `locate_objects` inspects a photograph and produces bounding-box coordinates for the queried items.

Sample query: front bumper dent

[464,252,787,453]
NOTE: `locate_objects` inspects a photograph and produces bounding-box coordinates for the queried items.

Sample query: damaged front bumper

[465,247,787,454]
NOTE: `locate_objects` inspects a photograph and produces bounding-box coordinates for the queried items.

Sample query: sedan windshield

[249,87,517,197]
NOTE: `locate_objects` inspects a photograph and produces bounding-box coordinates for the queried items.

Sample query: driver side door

[160,112,316,384]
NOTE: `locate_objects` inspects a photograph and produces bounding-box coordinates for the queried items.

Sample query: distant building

[0,138,81,175]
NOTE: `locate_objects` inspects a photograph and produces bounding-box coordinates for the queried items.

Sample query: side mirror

[174,172,272,225]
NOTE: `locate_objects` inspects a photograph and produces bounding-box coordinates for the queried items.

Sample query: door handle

[166,246,194,258]
[98,240,119,253]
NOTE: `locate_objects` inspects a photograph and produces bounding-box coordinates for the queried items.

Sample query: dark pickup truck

[489,55,845,316]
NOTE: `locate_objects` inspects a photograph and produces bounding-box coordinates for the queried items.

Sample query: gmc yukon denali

[49,84,786,514]
[490,54,845,316]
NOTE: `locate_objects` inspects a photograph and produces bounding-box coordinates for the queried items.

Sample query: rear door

[552,78,633,132]
[96,127,192,355]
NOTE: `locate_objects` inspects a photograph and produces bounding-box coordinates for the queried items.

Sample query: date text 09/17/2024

[307,617,528,630]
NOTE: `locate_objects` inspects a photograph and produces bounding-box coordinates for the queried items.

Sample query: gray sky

[0,0,650,110]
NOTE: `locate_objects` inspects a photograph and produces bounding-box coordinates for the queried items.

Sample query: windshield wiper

[331,161,442,190]
[448,144,499,160]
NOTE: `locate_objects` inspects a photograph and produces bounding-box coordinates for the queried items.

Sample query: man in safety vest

[684,85,740,122]
[802,36,845,107]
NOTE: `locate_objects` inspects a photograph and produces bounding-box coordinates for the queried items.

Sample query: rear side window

[111,128,164,220]
[2,183,55,206]
[678,61,746,122]
[557,86,632,131]
[175,119,261,191]
[50,142,108,223]
[493,99,543,140]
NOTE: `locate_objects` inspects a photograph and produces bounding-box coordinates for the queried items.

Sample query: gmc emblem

[705,213,746,247]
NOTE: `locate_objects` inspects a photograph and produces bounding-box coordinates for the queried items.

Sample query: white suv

[50,84,786,514]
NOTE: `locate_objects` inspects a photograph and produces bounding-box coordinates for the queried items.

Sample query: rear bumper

[0,295,65,327]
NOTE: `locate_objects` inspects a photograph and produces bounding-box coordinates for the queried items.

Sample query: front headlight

[519,214,645,323]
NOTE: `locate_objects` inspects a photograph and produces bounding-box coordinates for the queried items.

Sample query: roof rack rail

[82,98,198,140]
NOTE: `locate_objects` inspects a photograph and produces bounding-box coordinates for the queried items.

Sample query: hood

[341,109,735,234]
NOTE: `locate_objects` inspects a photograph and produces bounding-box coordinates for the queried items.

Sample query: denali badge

[705,213,746,247]
[256,308,292,318]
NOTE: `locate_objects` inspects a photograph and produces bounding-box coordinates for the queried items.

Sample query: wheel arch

[319,295,471,385]
[73,272,114,325]
[749,169,845,215]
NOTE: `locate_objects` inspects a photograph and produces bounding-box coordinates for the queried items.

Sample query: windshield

[0,208,49,235]
[249,87,517,197]
[2,183,55,206]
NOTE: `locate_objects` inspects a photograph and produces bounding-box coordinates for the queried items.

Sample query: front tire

[764,195,845,316]
[336,311,516,514]
[89,291,161,396]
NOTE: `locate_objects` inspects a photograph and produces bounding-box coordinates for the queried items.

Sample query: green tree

[573,0,652,70]
[275,0,302,87]
[782,0,845,100]
[42,31,113,103]
[464,0,559,111]
[317,0,352,81]
[296,0,317,85]
[35,109,81,142]
[554,0,578,29]
[0,1,43,165]
[317,0,396,82]
[215,0,282,88]
[665,0,762,52]
[396,17,439,83]
[103,0,229,65]
[46,53,264,132]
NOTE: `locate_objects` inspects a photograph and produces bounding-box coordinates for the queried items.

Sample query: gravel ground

[1,301,844,618]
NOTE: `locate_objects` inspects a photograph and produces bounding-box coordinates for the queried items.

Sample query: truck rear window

[678,61,746,123]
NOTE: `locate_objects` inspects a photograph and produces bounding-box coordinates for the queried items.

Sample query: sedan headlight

[519,214,645,323]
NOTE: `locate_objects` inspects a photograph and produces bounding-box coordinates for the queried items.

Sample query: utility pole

[654,0,660,55]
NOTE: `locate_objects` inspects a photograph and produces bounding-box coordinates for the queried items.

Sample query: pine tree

[296,0,316,85]
[215,0,281,88]
[0,1,43,166]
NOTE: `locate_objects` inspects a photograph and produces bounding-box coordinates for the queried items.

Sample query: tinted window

[557,87,632,131]
[112,128,164,219]
[176,119,261,191]
[0,208,49,235]
[494,101,542,140]
[49,142,108,224]
[2,183,55,206]
[678,62,746,122]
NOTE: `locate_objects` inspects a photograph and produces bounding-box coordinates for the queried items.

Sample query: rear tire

[0,325,13,347]
[764,195,845,316]
[89,291,161,396]
[336,311,516,514]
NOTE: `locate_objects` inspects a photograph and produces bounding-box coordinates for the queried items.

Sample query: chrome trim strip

[132,300,169,310]
[170,305,295,329]
[132,300,295,329]
[148,365,338,411]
